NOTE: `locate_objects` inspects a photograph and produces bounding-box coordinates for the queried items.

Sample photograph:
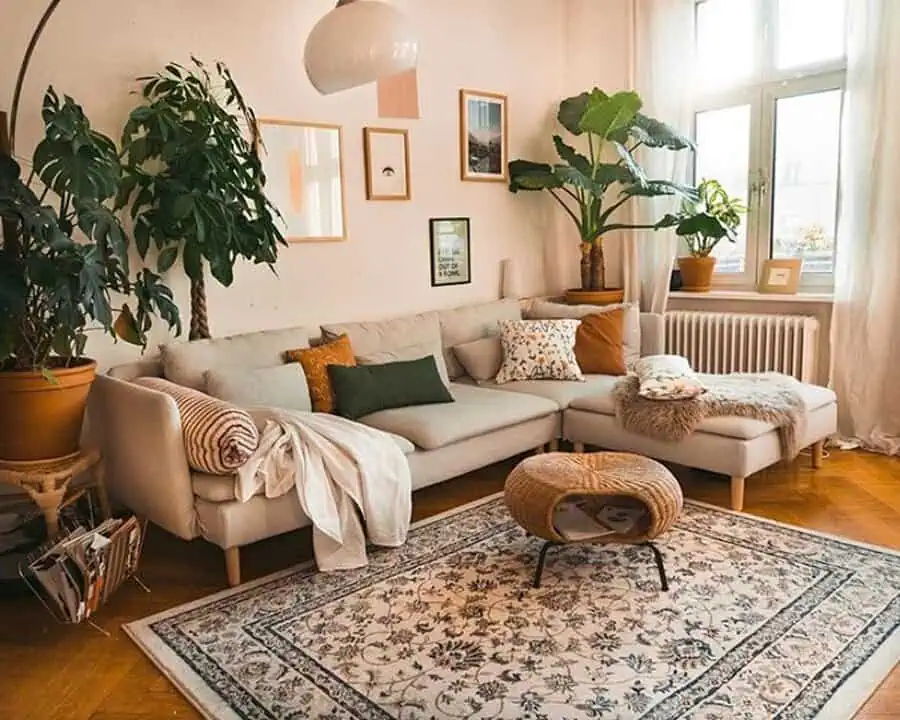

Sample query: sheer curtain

[624,0,695,313]
[830,0,900,454]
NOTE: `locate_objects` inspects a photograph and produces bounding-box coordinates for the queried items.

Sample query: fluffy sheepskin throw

[613,372,807,460]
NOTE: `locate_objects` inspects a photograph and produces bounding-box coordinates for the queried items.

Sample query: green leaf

[580,91,643,140]
[508,160,563,192]
[612,142,647,186]
[676,212,730,239]
[172,194,193,219]
[552,136,592,177]
[557,89,607,136]
[629,113,695,150]
[113,304,143,345]
[157,245,179,273]
[41,368,60,386]
[622,180,699,201]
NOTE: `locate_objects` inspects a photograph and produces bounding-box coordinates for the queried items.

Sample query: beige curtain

[830,0,900,454]
[625,0,695,313]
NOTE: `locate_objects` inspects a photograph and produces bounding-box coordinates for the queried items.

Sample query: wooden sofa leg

[548,439,560,453]
[225,547,241,587]
[811,440,825,469]
[572,442,585,454]
[730,476,746,512]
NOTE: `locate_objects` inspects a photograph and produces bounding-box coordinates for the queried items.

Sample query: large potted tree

[509,89,696,304]
[118,58,286,340]
[0,90,180,461]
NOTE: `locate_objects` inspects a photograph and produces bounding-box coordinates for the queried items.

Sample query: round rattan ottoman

[504,452,684,589]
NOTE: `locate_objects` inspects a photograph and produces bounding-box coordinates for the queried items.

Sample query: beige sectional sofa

[90,298,837,585]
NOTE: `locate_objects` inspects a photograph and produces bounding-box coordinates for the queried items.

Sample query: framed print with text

[430,218,471,287]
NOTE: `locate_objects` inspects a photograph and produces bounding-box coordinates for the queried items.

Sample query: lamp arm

[8,0,65,154]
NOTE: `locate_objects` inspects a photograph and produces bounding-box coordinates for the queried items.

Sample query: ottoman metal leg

[643,542,669,592]
[533,541,557,588]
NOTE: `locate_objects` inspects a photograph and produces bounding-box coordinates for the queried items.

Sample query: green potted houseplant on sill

[117,58,286,341]
[663,178,747,292]
[508,88,697,305]
[0,89,180,462]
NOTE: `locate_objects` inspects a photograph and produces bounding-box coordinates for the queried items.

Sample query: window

[693,0,847,289]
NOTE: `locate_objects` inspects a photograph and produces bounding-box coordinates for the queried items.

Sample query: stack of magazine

[23,516,143,624]
[553,500,647,542]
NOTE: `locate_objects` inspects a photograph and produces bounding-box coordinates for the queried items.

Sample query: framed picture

[257,118,347,243]
[363,127,411,201]
[459,89,508,182]
[758,258,802,294]
[430,218,471,287]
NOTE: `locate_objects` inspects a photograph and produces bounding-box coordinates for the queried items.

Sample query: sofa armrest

[88,375,199,541]
[640,313,666,357]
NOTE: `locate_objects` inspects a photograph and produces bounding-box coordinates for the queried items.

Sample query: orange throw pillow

[574,309,627,375]
[285,335,356,413]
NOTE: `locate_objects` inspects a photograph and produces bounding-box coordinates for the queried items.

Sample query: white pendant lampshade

[304,0,419,95]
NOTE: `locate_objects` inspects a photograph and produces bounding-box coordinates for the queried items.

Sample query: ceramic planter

[677,256,717,293]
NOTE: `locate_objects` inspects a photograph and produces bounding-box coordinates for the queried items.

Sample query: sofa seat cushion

[479,374,621,410]
[360,383,558,450]
[191,431,417,503]
[569,380,836,440]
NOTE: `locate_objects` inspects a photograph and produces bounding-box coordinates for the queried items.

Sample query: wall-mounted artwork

[257,119,347,243]
[363,127,411,201]
[459,89,508,183]
[430,218,471,287]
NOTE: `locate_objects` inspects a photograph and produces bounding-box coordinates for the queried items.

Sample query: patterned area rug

[126,496,900,719]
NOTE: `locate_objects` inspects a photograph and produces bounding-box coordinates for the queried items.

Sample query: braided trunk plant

[117,58,286,340]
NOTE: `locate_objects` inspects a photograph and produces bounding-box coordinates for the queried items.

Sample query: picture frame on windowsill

[758,258,802,294]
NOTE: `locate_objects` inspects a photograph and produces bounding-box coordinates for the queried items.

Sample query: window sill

[669,290,834,304]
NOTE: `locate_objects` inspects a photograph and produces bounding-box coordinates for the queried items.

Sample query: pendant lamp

[304,0,419,95]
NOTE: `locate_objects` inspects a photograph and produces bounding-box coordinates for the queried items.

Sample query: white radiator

[664,311,819,383]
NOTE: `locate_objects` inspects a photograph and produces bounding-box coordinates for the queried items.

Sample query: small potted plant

[667,178,747,292]
[0,89,180,462]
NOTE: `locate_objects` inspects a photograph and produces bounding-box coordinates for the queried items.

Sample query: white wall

[1,0,583,368]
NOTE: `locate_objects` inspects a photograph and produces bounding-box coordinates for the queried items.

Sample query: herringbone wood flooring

[0,449,897,719]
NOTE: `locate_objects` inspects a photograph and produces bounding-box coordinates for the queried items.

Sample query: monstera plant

[509,89,696,296]
[118,58,286,340]
[0,89,180,461]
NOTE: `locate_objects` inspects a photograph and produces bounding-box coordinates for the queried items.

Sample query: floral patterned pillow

[633,355,706,400]
[495,319,584,384]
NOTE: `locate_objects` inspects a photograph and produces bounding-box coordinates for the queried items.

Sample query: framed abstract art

[363,127,411,201]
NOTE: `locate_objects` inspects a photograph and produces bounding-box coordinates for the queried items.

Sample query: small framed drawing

[430,218,471,287]
[758,258,802,294]
[257,118,347,243]
[459,89,508,182]
[363,127,411,201]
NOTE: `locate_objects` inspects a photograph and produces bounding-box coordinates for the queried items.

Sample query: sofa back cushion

[437,299,522,379]
[321,311,441,357]
[526,300,640,368]
[160,325,319,391]
[205,364,312,412]
[356,340,451,387]
[133,377,259,474]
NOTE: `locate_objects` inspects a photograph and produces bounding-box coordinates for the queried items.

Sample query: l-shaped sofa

[90,298,837,585]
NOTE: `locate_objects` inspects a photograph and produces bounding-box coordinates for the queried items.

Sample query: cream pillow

[453,336,503,383]
[633,355,706,400]
[356,341,451,387]
[526,300,641,368]
[205,364,311,411]
[495,319,583,385]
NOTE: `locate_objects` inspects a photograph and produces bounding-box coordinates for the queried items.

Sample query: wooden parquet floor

[0,448,897,719]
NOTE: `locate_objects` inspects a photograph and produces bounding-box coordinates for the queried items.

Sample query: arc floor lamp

[1,0,419,156]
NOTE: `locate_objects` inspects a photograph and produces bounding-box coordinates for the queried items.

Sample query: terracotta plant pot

[0,360,97,462]
[565,289,626,306]
[677,256,717,293]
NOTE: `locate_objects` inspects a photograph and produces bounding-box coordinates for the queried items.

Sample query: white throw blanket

[236,408,411,571]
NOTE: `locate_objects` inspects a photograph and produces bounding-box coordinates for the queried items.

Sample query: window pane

[771,90,841,275]
[776,0,846,69]
[696,0,755,90]
[695,105,752,274]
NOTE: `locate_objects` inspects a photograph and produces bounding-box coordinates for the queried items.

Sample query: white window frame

[693,0,847,292]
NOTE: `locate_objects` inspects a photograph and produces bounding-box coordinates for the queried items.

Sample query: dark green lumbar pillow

[327,355,455,420]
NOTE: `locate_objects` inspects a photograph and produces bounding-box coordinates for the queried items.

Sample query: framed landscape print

[459,89,508,182]
[363,127,411,201]
[430,218,471,287]
[257,118,347,243]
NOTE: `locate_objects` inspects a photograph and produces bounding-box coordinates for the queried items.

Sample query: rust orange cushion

[285,335,356,413]
[574,309,627,375]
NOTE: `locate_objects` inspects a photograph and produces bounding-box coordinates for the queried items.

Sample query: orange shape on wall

[377,69,420,119]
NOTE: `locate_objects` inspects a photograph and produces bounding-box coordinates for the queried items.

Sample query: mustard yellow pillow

[574,309,627,375]
[285,335,356,413]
